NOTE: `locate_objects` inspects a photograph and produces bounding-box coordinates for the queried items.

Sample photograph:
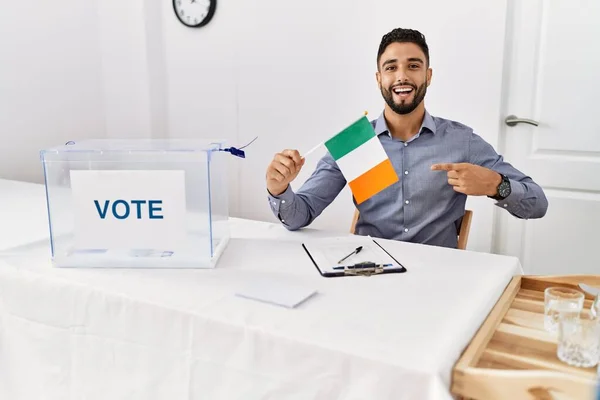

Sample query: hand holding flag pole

[299,110,398,204]
[267,110,396,205]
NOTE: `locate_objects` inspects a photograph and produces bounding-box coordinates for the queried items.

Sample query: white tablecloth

[0,179,523,400]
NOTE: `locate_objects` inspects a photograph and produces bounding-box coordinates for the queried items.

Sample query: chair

[457,209,473,250]
[350,209,474,250]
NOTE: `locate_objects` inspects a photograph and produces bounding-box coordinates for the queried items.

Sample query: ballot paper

[235,277,318,308]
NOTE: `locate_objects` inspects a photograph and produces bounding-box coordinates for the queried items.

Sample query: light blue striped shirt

[268,110,548,248]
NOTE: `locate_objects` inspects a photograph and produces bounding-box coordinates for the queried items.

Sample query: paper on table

[302,236,401,275]
[235,278,317,308]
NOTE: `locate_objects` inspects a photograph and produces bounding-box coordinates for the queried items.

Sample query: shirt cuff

[267,185,295,211]
[494,179,524,212]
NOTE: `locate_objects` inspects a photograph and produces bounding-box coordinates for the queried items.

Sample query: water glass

[557,314,600,368]
[544,287,584,333]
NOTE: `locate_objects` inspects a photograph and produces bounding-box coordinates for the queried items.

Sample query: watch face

[173,0,216,28]
[498,180,511,197]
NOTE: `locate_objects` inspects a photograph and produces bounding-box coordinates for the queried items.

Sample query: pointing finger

[431,163,456,171]
[432,162,470,171]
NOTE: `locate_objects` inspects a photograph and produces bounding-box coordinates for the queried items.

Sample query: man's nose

[395,69,410,83]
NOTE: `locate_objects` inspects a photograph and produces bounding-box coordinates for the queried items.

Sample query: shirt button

[404,143,408,147]
[281,200,286,204]
[281,219,285,222]
[405,200,409,204]
[404,171,409,175]
[504,204,508,208]
[404,228,409,233]
[272,201,277,205]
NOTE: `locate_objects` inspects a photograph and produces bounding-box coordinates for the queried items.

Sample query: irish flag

[325,116,399,204]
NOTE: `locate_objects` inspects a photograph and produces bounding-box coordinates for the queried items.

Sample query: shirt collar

[374,109,437,138]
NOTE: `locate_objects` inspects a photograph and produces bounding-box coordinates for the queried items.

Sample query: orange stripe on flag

[348,159,399,204]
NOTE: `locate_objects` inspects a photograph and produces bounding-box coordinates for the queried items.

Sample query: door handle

[505,115,539,127]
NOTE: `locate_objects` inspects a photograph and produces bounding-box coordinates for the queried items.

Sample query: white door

[495,0,600,275]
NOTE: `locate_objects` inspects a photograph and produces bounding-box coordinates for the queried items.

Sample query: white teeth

[394,87,413,93]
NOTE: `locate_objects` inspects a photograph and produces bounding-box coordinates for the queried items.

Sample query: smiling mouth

[392,86,414,97]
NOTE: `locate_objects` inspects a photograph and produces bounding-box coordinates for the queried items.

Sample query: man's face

[376,42,432,115]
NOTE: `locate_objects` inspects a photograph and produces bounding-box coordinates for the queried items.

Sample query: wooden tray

[451,275,600,400]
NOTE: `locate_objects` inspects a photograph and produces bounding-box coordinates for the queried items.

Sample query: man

[265,28,548,248]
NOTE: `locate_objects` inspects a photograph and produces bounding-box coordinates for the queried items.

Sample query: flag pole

[301,141,323,159]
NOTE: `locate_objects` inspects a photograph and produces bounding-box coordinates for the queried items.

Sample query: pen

[337,246,363,264]
[333,263,393,270]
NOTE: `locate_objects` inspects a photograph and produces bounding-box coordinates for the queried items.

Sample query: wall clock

[173,0,216,28]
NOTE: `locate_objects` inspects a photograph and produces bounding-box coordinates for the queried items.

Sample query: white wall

[0,0,165,185]
[96,0,152,139]
[0,0,106,183]
[1,0,509,253]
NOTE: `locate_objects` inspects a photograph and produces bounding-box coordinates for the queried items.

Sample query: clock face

[173,0,216,28]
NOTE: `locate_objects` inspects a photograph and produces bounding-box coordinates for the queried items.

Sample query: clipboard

[301,237,407,277]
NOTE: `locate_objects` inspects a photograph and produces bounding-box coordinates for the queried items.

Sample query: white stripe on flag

[335,136,389,183]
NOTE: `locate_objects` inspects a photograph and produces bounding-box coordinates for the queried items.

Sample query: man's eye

[386,66,396,71]
[409,64,419,69]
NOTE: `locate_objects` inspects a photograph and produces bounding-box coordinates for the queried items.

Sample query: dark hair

[377,28,430,68]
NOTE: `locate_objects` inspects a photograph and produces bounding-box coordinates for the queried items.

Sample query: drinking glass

[544,287,584,333]
[557,314,600,368]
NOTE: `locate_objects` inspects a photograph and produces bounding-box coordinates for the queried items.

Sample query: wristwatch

[490,173,511,200]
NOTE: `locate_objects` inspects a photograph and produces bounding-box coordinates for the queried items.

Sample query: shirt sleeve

[267,152,347,230]
[468,132,548,219]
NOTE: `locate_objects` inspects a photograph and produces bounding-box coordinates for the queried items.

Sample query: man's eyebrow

[382,58,397,67]
[382,57,425,67]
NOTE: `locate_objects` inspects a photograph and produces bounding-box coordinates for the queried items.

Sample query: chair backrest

[350,209,474,250]
[456,209,473,250]
[349,208,360,235]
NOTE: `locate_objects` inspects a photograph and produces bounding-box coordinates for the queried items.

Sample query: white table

[0,179,523,400]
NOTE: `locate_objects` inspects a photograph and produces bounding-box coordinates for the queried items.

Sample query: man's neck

[384,104,426,142]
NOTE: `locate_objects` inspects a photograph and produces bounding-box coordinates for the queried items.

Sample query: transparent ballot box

[39,139,230,268]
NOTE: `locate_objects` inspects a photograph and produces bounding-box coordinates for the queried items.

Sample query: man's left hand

[431,163,501,196]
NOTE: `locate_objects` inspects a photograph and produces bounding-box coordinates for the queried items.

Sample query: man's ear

[426,67,433,87]
[375,71,381,87]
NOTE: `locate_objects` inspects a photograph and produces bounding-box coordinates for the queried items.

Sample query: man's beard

[381,81,427,115]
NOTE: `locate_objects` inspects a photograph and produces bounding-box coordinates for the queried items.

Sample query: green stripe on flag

[324,116,375,160]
